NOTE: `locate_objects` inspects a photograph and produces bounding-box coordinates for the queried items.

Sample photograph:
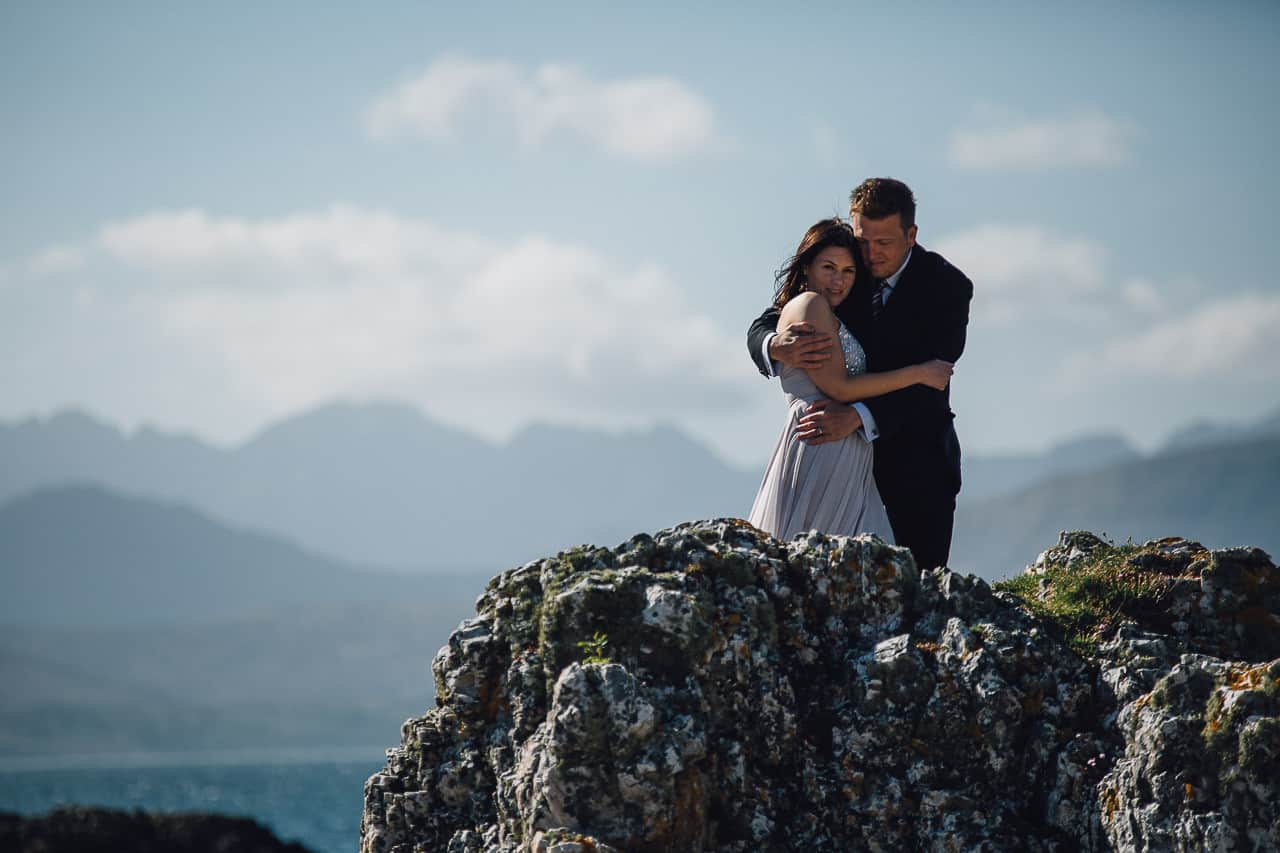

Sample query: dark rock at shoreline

[360,520,1280,852]
[0,806,315,853]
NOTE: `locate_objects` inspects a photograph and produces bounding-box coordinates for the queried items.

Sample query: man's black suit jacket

[747,244,973,550]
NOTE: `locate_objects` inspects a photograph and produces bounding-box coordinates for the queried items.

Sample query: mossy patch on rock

[996,531,1280,663]
[995,534,1171,658]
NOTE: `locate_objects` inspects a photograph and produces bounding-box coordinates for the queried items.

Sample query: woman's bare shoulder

[780,292,838,330]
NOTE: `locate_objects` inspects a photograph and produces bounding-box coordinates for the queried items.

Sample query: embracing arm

[747,306,781,377]
[783,293,951,404]
[862,269,973,438]
[747,304,837,377]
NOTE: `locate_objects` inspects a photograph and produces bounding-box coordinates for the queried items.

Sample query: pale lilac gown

[748,322,895,543]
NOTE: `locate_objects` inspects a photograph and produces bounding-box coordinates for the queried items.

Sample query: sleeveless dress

[748,322,895,543]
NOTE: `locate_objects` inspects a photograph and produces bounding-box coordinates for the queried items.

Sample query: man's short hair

[849,178,916,231]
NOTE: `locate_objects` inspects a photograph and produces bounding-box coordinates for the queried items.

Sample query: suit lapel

[851,246,927,365]
[879,245,924,324]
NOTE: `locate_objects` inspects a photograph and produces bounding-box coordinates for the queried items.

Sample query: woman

[748,218,952,542]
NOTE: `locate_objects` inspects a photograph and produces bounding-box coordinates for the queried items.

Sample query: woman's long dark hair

[772,218,862,310]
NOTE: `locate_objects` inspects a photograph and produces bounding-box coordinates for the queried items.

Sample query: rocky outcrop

[360,521,1280,852]
[0,806,314,852]
[1025,532,1280,850]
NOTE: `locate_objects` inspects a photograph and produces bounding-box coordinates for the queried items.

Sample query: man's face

[851,213,917,280]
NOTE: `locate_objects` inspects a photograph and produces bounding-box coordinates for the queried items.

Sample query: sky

[3,1,1279,468]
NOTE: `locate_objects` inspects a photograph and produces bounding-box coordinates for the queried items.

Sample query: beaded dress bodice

[836,323,867,376]
[779,321,867,405]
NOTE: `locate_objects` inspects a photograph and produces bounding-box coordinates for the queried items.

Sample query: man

[747,178,972,570]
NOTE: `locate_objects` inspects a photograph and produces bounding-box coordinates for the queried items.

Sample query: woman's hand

[915,359,954,390]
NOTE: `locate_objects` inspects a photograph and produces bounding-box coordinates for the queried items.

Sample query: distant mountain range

[2,401,1278,755]
[1162,407,1280,452]
[957,433,1141,501]
[0,484,447,627]
[0,404,759,572]
[0,484,488,755]
[952,437,1280,579]
[7,402,1275,574]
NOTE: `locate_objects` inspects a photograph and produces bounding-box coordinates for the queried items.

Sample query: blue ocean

[0,748,388,853]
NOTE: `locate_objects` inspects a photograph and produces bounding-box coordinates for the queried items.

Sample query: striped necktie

[871,279,888,320]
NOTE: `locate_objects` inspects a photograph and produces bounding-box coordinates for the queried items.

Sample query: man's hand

[769,322,833,370]
[796,399,862,445]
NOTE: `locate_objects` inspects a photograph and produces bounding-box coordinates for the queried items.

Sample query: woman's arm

[780,293,952,404]
[747,305,834,377]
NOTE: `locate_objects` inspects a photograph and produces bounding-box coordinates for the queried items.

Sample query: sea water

[0,747,387,853]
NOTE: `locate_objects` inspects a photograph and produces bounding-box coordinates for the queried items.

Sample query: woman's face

[804,245,856,308]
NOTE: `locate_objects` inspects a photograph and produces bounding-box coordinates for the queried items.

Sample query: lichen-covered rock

[361,523,1280,852]
[1022,531,1280,852]
[1100,656,1280,851]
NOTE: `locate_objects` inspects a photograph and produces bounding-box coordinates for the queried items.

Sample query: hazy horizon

[4,397,1276,472]
[4,2,1279,467]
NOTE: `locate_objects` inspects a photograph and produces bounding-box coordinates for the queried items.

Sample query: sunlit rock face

[360,521,1279,853]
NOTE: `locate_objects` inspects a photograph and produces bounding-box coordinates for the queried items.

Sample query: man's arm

[862,271,972,440]
[747,307,781,377]
[747,305,837,377]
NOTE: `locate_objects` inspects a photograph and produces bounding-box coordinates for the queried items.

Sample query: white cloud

[1061,292,1280,384]
[1121,278,1164,313]
[26,243,87,276]
[365,54,721,160]
[9,206,755,442]
[935,225,1104,294]
[948,107,1135,169]
[933,224,1107,325]
[95,206,487,282]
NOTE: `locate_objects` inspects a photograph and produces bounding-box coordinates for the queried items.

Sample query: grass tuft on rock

[995,540,1172,658]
